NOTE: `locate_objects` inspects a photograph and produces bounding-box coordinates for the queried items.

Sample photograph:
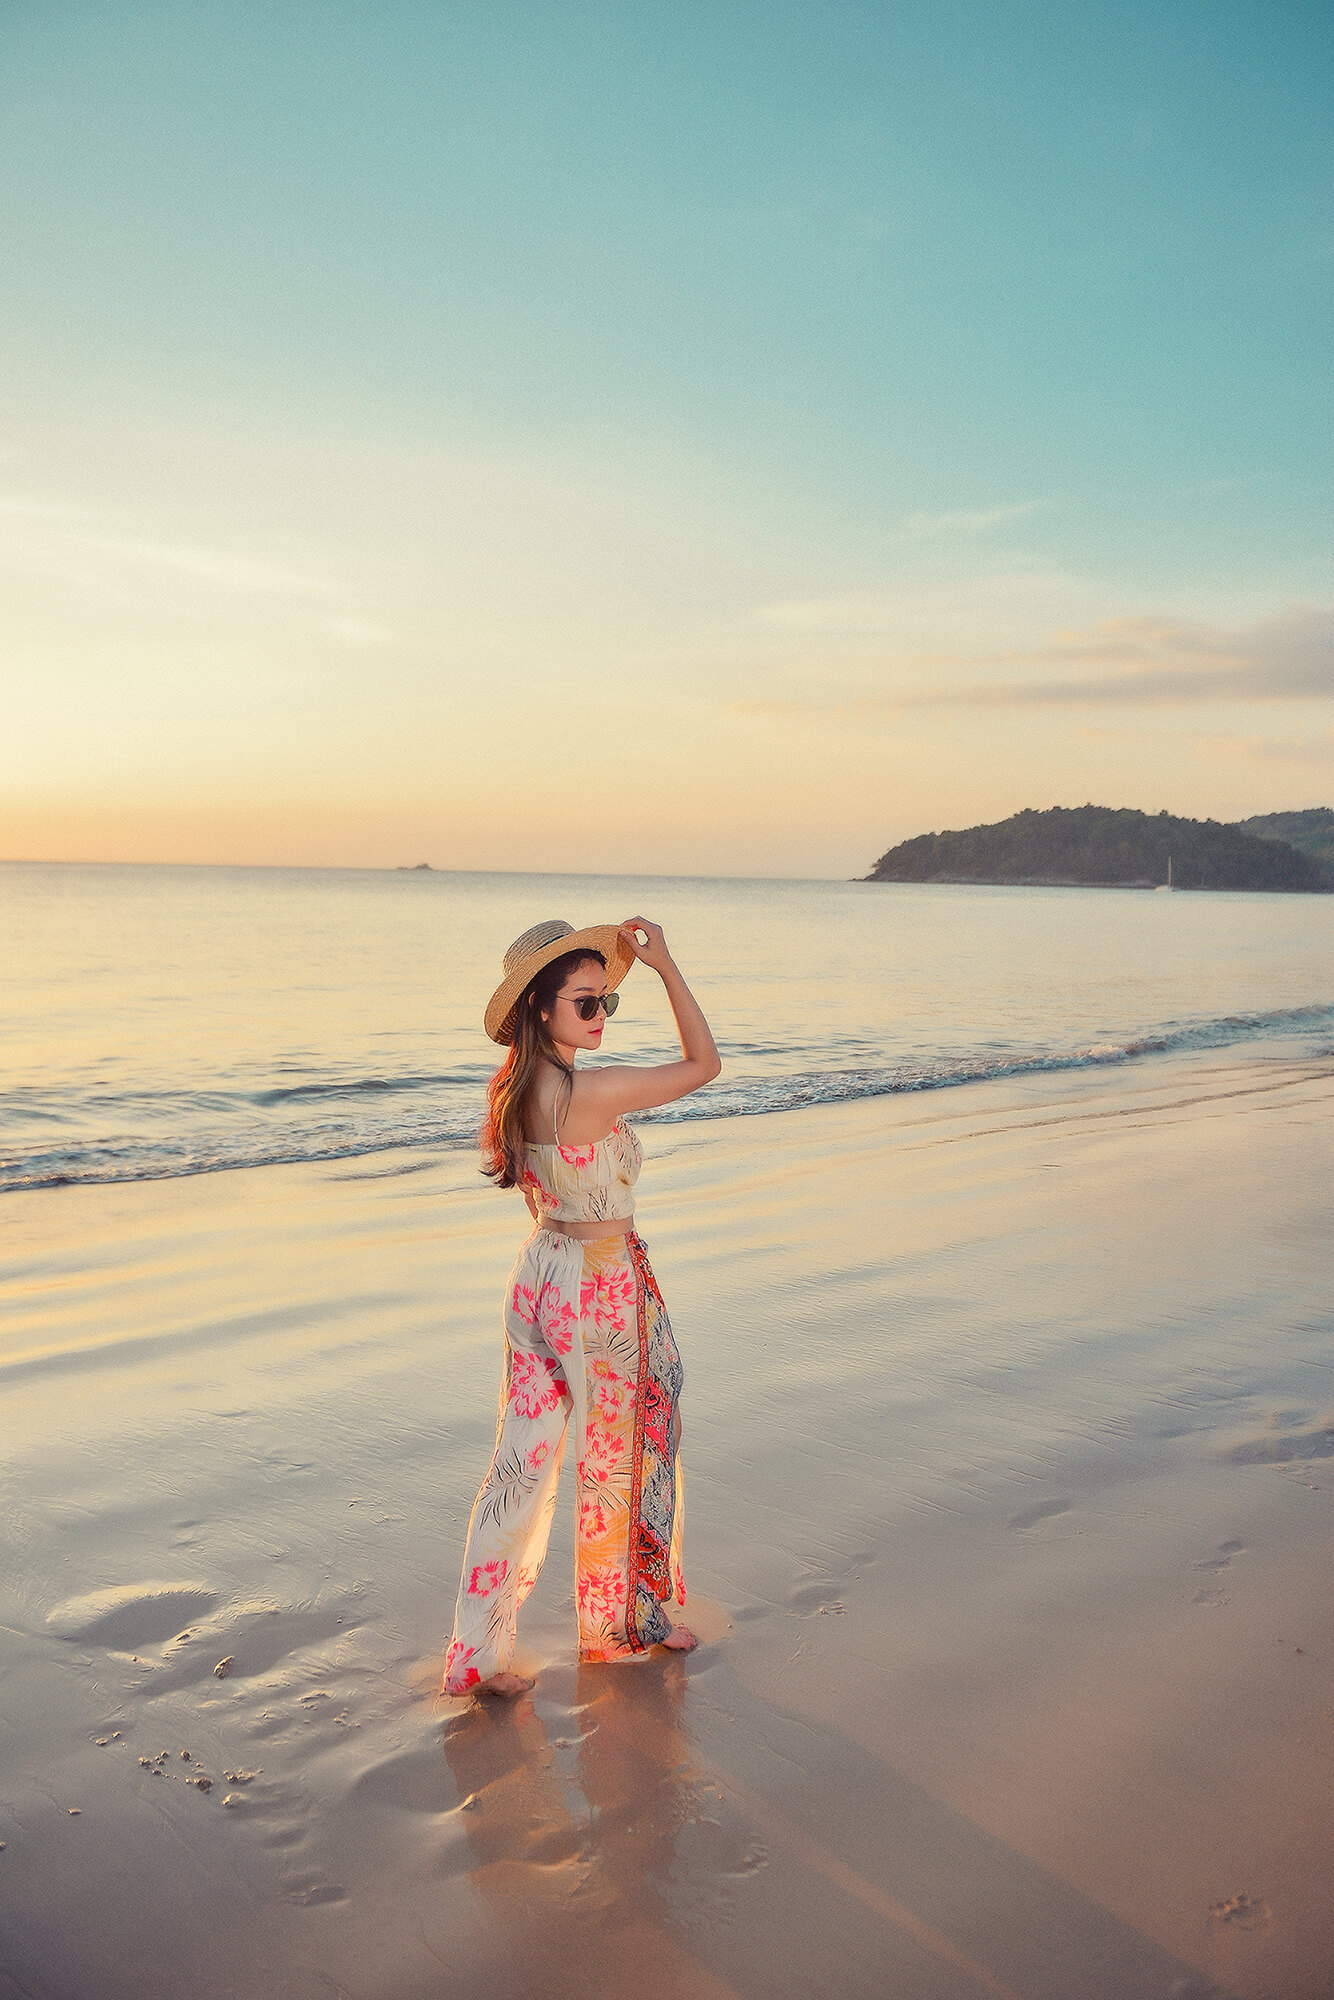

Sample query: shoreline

[2,1046,1333,1996]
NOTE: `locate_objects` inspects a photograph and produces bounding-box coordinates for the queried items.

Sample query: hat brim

[484,923,637,1045]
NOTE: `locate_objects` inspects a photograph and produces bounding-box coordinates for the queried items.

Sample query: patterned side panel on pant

[625,1232,684,1649]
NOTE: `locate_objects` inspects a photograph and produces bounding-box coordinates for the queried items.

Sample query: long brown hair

[480,949,606,1187]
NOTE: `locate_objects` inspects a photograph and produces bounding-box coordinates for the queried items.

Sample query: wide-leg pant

[444,1226,685,1693]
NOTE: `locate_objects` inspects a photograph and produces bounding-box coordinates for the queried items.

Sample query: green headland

[864,804,1334,892]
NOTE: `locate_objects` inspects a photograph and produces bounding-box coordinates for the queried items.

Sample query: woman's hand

[619,917,674,976]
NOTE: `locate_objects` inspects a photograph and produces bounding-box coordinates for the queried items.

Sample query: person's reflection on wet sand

[571,1655,696,1927]
[440,1658,712,1996]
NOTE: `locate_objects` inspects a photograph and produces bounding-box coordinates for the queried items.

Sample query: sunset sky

[3,1,1331,877]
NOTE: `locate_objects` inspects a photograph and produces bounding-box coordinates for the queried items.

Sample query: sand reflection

[441,1658,723,1992]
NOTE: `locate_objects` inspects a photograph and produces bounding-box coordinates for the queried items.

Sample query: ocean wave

[3,999,1331,1194]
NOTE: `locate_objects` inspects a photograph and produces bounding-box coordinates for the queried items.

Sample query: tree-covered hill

[864,805,1334,892]
[1235,808,1334,876]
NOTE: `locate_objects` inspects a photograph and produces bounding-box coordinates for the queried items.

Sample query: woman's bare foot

[661,1624,697,1653]
[477,1670,535,1696]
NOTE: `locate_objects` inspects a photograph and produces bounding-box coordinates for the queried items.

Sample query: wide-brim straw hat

[484,918,637,1045]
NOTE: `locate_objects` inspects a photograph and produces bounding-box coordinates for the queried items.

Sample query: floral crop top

[521,1118,642,1225]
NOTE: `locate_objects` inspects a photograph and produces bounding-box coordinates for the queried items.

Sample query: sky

[2,0,1331,878]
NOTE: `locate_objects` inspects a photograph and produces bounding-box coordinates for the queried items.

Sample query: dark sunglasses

[562,989,619,1021]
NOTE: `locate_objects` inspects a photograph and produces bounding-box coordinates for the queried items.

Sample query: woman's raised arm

[577,919,721,1121]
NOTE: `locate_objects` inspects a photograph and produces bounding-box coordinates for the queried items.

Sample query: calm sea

[4,862,1333,1193]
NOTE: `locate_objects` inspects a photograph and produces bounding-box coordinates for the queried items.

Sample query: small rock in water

[222,1769,259,1784]
[192,1776,213,1792]
[138,1758,152,1768]
[222,1792,245,1808]
[68,1808,81,1816]
[213,1657,234,1678]
[180,1750,191,1761]
[95,1737,110,1747]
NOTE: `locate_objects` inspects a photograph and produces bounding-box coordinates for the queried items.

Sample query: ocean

[5,859,1333,1193]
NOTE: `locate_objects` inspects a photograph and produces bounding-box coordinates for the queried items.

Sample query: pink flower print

[467,1557,509,1598]
[509,1349,569,1418]
[578,1426,623,1486]
[579,1494,611,1540]
[444,1641,480,1693]
[526,1439,551,1475]
[577,1566,627,1621]
[537,1281,578,1356]
[579,1265,634,1333]
[558,1142,596,1169]
[520,1167,556,1209]
[511,1282,539,1327]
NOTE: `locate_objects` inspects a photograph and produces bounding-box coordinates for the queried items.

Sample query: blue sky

[2,1,1331,872]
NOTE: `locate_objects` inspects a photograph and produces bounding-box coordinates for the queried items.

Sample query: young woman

[443,915,721,1697]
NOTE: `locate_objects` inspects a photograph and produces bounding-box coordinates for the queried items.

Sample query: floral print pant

[444,1226,685,1693]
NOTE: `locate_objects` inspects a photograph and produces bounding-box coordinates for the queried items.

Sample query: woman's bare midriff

[537,1215,634,1241]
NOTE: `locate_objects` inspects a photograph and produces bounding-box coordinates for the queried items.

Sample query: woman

[443,915,721,1697]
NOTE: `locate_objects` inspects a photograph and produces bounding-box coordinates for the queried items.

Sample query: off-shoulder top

[521,1116,642,1225]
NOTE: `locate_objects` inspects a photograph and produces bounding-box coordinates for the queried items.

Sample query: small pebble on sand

[180,1750,191,1760]
[68,1808,81,1816]
[223,1769,259,1784]
[222,1792,245,1808]
[214,1657,233,1678]
[1211,1893,1271,1929]
[192,1776,213,1792]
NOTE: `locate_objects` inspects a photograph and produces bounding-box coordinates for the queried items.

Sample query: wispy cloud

[1193,727,1334,765]
[897,501,1045,540]
[732,605,1334,717]
[80,535,330,596]
[0,495,330,597]
[759,565,1068,634]
[942,605,1334,705]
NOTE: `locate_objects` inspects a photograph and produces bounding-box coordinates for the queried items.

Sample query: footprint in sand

[45,1583,218,1651]
[1194,1538,1245,1573]
[1227,1423,1334,1465]
[283,1877,347,1906]
[787,1581,847,1617]
[1008,1498,1073,1530]
[349,1745,456,1816]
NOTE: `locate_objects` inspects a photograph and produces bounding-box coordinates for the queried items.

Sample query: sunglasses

[561,989,619,1021]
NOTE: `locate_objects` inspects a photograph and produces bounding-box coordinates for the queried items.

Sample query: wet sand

[2,1048,1332,1999]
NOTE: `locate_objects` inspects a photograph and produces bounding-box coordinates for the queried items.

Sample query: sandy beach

[3,1045,1333,1999]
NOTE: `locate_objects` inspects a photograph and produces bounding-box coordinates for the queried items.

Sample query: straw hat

[484,918,637,1045]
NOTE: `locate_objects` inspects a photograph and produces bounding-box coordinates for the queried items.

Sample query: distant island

[395,862,435,871]
[864,805,1334,893]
